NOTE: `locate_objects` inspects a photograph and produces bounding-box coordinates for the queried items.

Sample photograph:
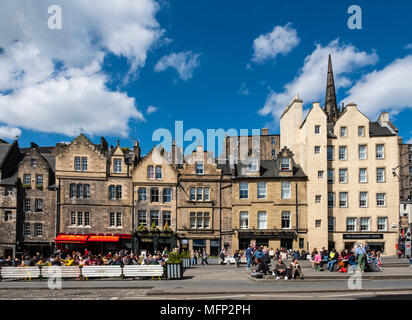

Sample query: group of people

[0,247,177,268]
[190,248,209,265]
[309,245,383,273]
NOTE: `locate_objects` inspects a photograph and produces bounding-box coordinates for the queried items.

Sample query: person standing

[201,248,208,265]
[245,245,253,270]
[356,244,367,273]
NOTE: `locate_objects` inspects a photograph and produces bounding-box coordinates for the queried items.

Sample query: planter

[182,258,191,269]
[166,263,183,279]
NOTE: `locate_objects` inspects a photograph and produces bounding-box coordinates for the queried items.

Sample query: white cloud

[0,126,21,140]
[146,105,158,114]
[154,51,201,81]
[259,39,378,122]
[252,23,300,64]
[405,43,412,50]
[238,83,250,96]
[344,55,412,119]
[0,0,164,137]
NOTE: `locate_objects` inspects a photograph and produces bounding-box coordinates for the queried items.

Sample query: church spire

[324,54,339,123]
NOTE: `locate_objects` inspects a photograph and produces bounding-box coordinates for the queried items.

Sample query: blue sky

[1,0,412,155]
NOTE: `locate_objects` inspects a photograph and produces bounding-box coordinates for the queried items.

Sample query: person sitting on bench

[272,258,290,280]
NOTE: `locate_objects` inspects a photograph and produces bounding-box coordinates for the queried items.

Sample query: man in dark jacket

[273,258,290,280]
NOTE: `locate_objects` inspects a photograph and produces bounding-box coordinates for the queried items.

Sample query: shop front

[20,242,54,257]
[236,230,298,251]
[55,234,131,255]
[342,234,385,253]
[132,230,178,254]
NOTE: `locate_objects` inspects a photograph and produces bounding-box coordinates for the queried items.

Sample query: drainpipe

[219,175,223,252]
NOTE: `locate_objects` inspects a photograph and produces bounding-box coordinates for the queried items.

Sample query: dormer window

[30,158,37,168]
[281,157,290,171]
[114,159,122,173]
[155,166,162,179]
[248,158,258,172]
[147,166,154,179]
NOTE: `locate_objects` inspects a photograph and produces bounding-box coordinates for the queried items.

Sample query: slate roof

[0,143,12,168]
[369,122,397,137]
[234,159,306,179]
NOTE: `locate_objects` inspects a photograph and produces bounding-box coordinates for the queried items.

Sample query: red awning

[55,234,89,243]
[87,235,120,242]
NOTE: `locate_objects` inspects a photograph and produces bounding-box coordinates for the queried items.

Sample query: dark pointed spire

[324,54,339,123]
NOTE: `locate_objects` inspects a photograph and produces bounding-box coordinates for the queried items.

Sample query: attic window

[114,159,122,173]
[248,158,258,172]
[31,159,37,168]
[281,157,290,171]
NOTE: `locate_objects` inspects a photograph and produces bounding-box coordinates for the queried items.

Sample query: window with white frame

[5,187,13,196]
[318,170,324,179]
[70,212,76,226]
[34,223,43,237]
[314,146,321,154]
[257,182,266,199]
[339,169,347,183]
[257,211,267,229]
[35,174,43,186]
[163,188,172,203]
[190,187,196,201]
[281,181,291,199]
[115,185,122,200]
[23,174,31,185]
[358,126,365,137]
[272,149,276,158]
[339,146,347,160]
[74,157,81,171]
[239,212,249,229]
[163,211,171,227]
[359,168,367,183]
[147,166,154,179]
[81,157,88,171]
[84,212,90,226]
[31,158,37,168]
[271,137,276,144]
[155,166,162,179]
[377,217,387,231]
[35,199,43,212]
[190,212,210,229]
[377,193,386,207]
[376,168,385,182]
[281,211,291,229]
[359,192,368,207]
[109,212,115,227]
[116,212,122,227]
[150,188,159,202]
[281,157,290,171]
[138,210,147,226]
[346,217,357,231]
[109,185,116,200]
[376,144,385,159]
[248,158,258,172]
[196,187,203,201]
[239,182,248,199]
[23,223,31,236]
[204,187,210,201]
[359,145,367,160]
[195,162,204,175]
[114,159,122,173]
[340,127,347,137]
[77,212,83,226]
[150,210,159,226]
[339,192,348,207]
[360,217,370,231]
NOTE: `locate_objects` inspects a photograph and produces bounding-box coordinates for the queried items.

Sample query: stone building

[17,143,56,256]
[177,146,232,256]
[54,134,134,254]
[131,145,179,252]
[225,129,280,166]
[0,140,20,257]
[231,147,308,251]
[280,55,400,255]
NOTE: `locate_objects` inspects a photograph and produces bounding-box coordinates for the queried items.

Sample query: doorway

[280,239,293,250]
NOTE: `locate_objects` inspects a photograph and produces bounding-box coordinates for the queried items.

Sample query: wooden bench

[1,267,40,280]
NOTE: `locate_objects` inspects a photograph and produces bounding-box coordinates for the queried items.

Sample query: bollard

[39,266,43,281]
[0,267,2,282]
[120,265,124,280]
[79,266,84,280]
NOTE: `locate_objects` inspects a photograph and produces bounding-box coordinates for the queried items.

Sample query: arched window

[147,166,154,179]
[109,185,116,200]
[155,166,162,179]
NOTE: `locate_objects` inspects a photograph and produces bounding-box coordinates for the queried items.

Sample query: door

[280,239,292,250]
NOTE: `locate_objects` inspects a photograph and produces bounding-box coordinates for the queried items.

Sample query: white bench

[41,266,81,279]
[123,265,164,277]
[1,267,40,279]
[224,257,236,264]
[82,266,122,278]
